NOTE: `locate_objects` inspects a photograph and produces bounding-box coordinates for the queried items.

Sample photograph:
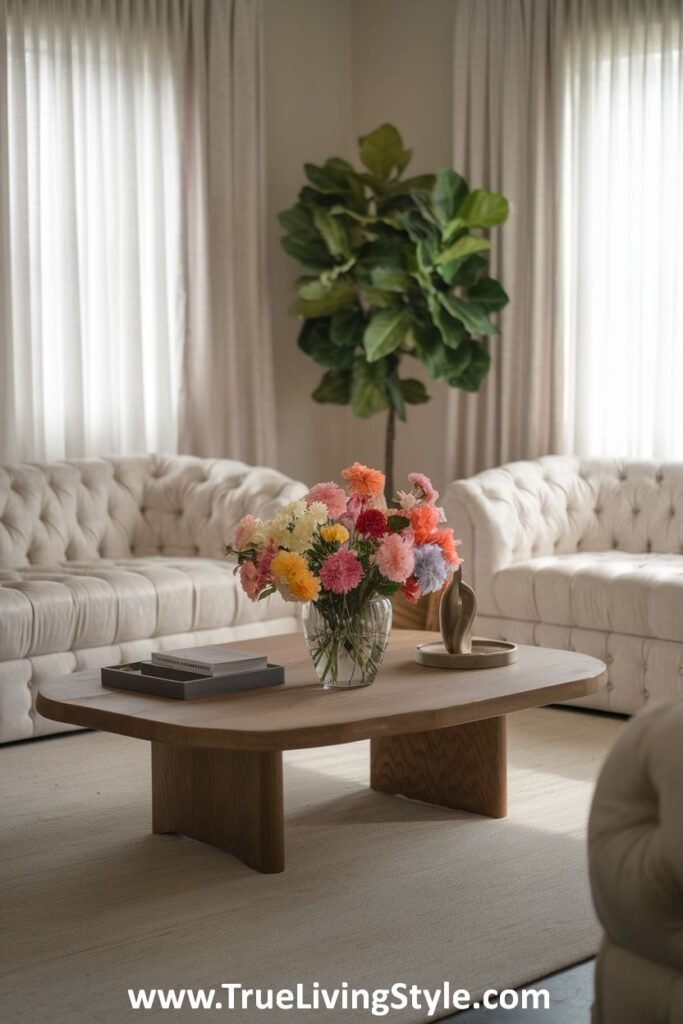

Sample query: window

[3,7,184,460]
[561,14,683,458]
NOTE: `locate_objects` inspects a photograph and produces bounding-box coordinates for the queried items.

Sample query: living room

[1,1,681,1022]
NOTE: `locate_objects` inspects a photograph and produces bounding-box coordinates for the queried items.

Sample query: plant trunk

[384,405,396,503]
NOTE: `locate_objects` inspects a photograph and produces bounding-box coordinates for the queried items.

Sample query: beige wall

[264,0,456,493]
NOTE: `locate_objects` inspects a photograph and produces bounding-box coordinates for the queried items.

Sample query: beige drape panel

[0,0,275,465]
[446,0,565,480]
[179,0,276,465]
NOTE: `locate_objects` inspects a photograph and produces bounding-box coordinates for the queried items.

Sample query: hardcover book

[150,645,267,677]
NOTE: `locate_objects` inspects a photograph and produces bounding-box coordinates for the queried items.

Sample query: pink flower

[255,540,277,590]
[239,561,261,601]
[319,549,364,594]
[373,533,415,583]
[306,482,348,519]
[232,514,258,550]
[408,472,439,505]
[344,494,363,524]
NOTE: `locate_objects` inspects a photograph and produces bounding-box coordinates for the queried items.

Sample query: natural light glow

[561,23,683,459]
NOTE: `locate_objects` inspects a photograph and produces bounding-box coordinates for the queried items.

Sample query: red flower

[400,576,421,604]
[356,508,388,539]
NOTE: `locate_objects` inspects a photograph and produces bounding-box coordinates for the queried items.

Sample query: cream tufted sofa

[0,455,307,743]
[588,699,683,1023]
[444,456,683,714]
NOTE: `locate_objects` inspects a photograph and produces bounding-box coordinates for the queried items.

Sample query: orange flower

[409,504,441,544]
[432,528,462,566]
[341,462,385,499]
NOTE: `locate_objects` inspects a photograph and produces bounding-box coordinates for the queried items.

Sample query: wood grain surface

[36,631,606,752]
[151,743,284,873]
[371,716,507,818]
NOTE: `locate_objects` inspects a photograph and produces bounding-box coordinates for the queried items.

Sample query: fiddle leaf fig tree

[279,123,510,498]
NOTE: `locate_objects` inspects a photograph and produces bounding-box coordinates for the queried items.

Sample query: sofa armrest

[443,456,587,613]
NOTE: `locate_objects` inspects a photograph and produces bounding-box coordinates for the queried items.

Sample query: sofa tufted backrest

[444,456,683,602]
[0,455,307,569]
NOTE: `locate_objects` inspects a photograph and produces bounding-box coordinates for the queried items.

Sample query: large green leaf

[330,307,365,348]
[439,293,497,336]
[434,235,491,265]
[351,358,390,417]
[312,369,352,405]
[401,379,430,404]
[467,276,509,311]
[451,340,491,391]
[420,339,473,383]
[363,309,412,362]
[278,202,319,241]
[281,233,334,272]
[383,174,436,198]
[312,208,351,259]
[289,279,355,317]
[433,169,468,226]
[370,266,413,293]
[358,124,411,182]
[448,252,488,287]
[298,319,355,370]
[459,189,510,229]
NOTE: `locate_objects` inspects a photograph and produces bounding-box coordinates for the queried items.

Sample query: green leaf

[376,580,402,596]
[358,123,411,181]
[386,372,406,421]
[363,309,412,362]
[330,307,365,348]
[428,294,469,350]
[433,169,468,226]
[451,340,491,391]
[312,369,352,404]
[420,339,473,383]
[370,266,413,293]
[289,279,355,317]
[297,319,355,370]
[351,358,390,418]
[278,202,319,241]
[439,293,497,336]
[467,276,509,311]
[383,174,436,198]
[434,235,491,265]
[281,233,333,272]
[401,379,430,404]
[359,286,401,309]
[312,208,351,258]
[387,514,410,532]
[257,586,277,601]
[445,252,488,287]
[459,189,510,229]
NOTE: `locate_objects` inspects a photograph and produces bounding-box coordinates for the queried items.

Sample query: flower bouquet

[227,463,462,689]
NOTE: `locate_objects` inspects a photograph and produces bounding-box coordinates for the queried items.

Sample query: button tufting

[594,506,602,515]
[643,689,650,700]
[656,472,664,483]
[633,507,640,515]
[607,681,614,691]
[646,541,652,552]
[643,663,649,671]
[670,507,676,518]
[618,472,627,481]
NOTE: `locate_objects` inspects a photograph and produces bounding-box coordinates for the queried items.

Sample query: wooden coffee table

[36,631,605,874]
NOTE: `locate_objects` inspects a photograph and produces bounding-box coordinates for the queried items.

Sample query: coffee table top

[36,631,606,751]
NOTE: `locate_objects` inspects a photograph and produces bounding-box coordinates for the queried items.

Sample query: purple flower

[413,543,449,594]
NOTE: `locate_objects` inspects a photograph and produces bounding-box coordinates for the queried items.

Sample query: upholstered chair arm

[588,700,683,973]
[443,456,591,609]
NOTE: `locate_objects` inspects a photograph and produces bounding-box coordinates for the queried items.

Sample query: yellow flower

[320,523,350,544]
[271,551,320,603]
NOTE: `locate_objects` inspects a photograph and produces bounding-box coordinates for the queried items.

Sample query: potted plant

[279,123,510,499]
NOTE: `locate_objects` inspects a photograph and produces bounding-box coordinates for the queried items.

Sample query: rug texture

[0,708,621,1023]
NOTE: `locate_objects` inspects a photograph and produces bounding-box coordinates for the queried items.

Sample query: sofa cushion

[0,558,293,661]
[492,551,683,642]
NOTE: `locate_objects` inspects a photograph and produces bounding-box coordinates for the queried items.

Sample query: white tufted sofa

[0,455,307,743]
[588,699,683,1023]
[444,456,683,715]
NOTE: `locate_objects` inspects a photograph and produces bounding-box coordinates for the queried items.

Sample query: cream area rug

[0,708,621,1023]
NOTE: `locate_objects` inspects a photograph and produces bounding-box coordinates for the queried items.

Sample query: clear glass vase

[302,597,392,689]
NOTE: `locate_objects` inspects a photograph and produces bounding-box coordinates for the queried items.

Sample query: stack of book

[101,645,284,699]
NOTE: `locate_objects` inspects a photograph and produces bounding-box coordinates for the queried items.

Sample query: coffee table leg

[370,716,507,818]
[151,742,285,873]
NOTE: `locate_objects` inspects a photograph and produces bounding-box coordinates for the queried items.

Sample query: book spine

[150,654,215,675]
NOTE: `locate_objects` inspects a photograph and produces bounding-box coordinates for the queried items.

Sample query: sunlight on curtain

[2,2,184,460]
[561,0,683,459]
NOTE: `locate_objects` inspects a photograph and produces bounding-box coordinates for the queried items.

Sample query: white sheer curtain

[0,0,276,466]
[561,0,683,459]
